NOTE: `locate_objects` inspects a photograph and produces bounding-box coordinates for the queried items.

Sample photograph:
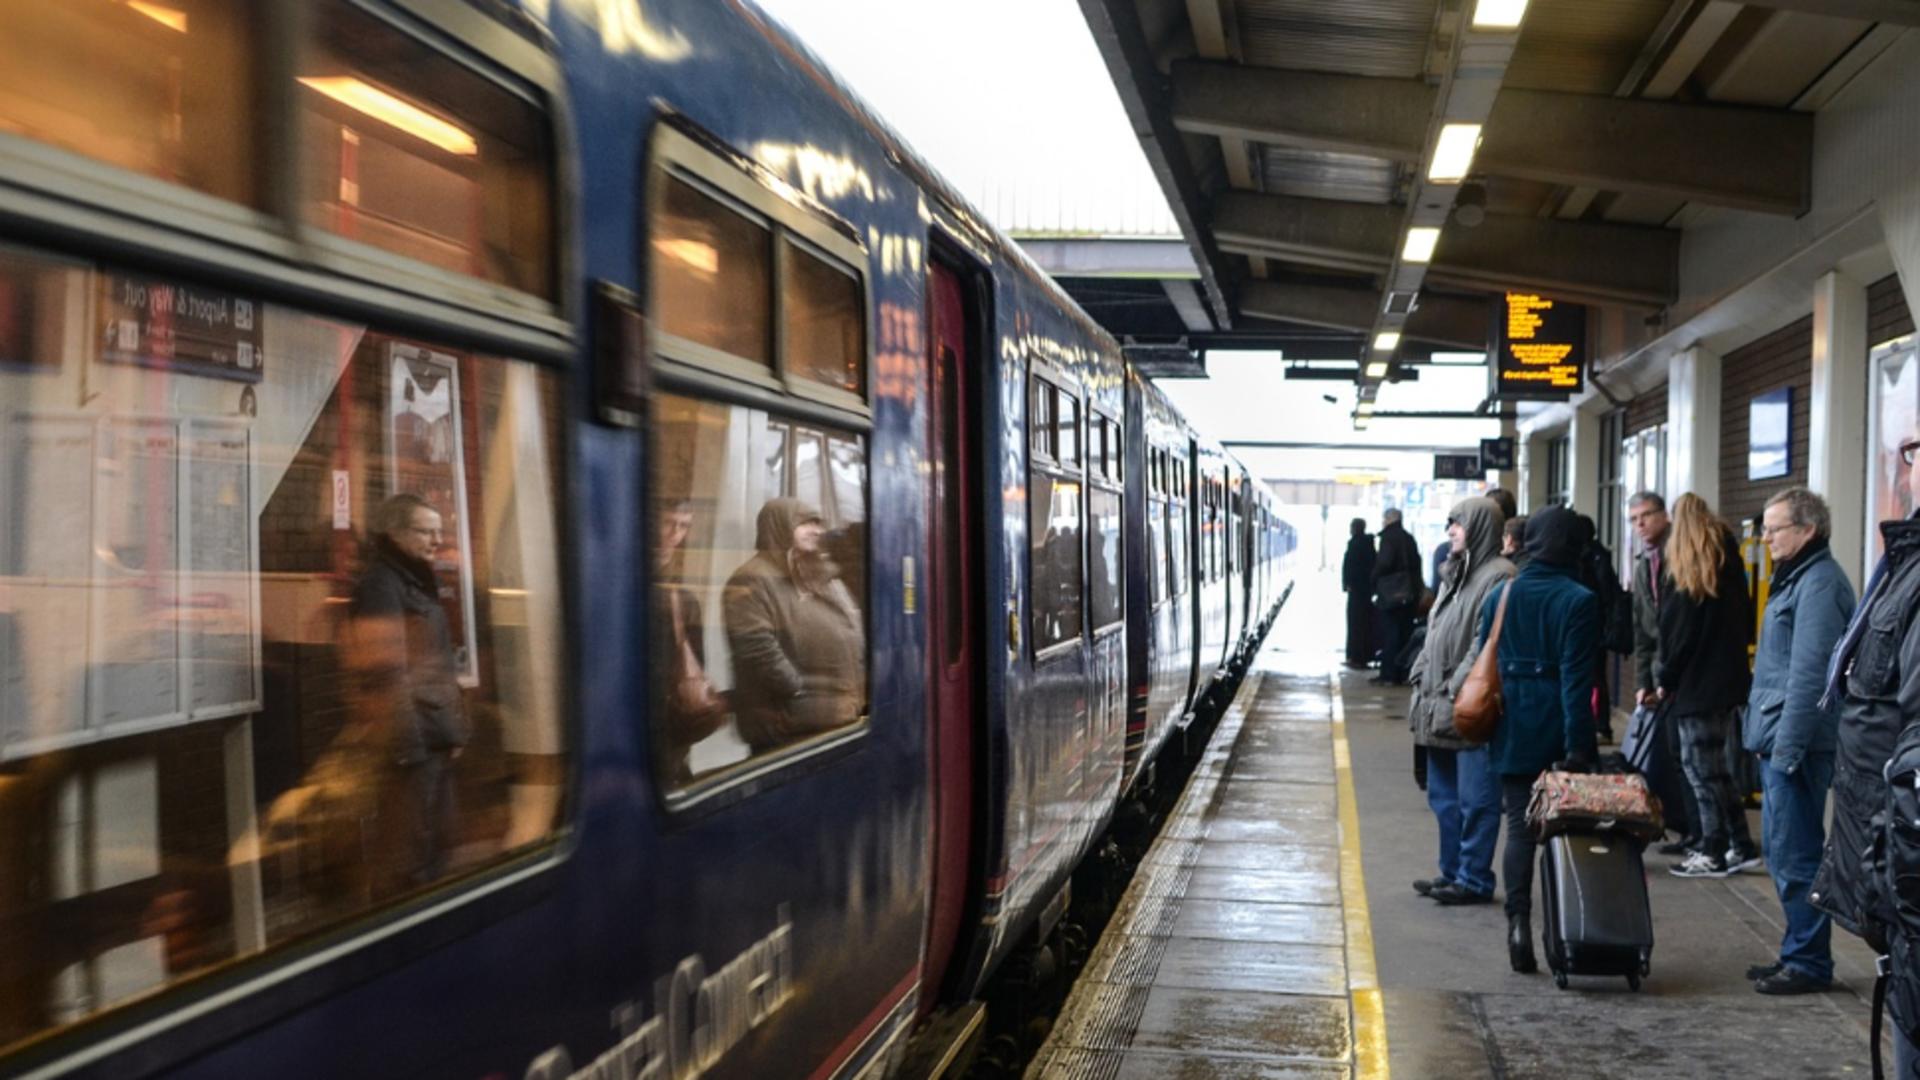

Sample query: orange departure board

[1493,291,1585,399]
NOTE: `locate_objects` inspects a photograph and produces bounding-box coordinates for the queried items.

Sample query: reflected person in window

[724,498,865,752]
[654,499,727,781]
[349,493,468,888]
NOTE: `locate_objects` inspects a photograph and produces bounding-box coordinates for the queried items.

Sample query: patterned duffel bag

[1525,769,1665,844]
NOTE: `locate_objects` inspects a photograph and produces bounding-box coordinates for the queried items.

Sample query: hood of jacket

[754,497,823,559]
[1524,506,1583,568]
[1441,497,1505,583]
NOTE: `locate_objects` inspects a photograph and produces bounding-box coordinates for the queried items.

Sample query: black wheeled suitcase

[1538,831,1654,990]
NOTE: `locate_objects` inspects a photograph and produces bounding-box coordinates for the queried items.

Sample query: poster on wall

[184,419,260,718]
[1873,343,1920,562]
[387,342,479,688]
[1,414,95,757]
[1748,387,1792,481]
[91,418,185,733]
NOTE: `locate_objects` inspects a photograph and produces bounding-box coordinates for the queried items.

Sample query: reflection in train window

[1029,470,1083,652]
[782,238,865,396]
[1148,501,1168,605]
[1169,499,1188,598]
[0,244,568,1055]
[1030,378,1054,460]
[300,0,554,297]
[1088,488,1122,630]
[0,1,258,207]
[652,174,773,367]
[1056,393,1080,472]
[650,394,868,788]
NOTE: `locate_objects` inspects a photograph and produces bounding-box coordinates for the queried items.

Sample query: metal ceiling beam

[1212,192,1680,307]
[1170,61,1812,215]
[1743,0,1920,24]
[1077,0,1236,327]
[1238,280,1491,349]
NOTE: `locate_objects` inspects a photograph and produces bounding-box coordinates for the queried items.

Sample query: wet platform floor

[1030,646,1885,1079]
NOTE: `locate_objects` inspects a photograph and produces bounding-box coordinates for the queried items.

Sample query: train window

[0,242,568,1055]
[1148,501,1168,605]
[782,238,865,395]
[1088,488,1122,630]
[652,174,774,369]
[1030,379,1055,461]
[1056,393,1081,472]
[300,0,555,297]
[1169,502,1188,598]
[651,394,868,789]
[0,1,259,207]
[1029,470,1083,652]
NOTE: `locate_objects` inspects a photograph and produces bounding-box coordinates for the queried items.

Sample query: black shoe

[1508,914,1537,974]
[1432,883,1496,906]
[1745,961,1784,981]
[1755,968,1831,995]
[1657,835,1701,857]
[1412,878,1450,897]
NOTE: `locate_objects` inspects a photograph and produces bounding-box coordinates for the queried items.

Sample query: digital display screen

[1493,292,1585,399]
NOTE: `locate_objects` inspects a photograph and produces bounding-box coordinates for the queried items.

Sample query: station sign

[1479,437,1516,471]
[1492,292,1584,399]
[1433,454,1482,481]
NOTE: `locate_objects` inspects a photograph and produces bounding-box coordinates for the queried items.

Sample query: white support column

[1811,269,1869,589]
[1569,403,1603,518]
[1522,434,1551,513]
[1666,345,1722,508]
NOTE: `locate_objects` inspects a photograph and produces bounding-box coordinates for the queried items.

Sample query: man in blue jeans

[1746,488,1855,993]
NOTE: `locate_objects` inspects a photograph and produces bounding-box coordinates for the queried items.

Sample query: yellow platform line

[1331,669,1389,1080]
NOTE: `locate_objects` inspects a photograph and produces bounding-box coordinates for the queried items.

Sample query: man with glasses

[1743,488,1853,993]
[1629,491,1702,857]
[351,492,469,890]
[1814,436,1920,1066]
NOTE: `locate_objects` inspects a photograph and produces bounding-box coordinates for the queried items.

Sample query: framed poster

[91,417,185,735]
[1747,387,1792,481]
[1869,338,1920,564]
[1,413,96,758]
[183,419,261,719]
[387,343,479,687]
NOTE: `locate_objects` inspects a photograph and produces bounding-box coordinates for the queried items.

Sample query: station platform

[1030,640,1885,1078]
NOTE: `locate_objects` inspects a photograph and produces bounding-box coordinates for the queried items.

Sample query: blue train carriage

[1120,371,1196,792]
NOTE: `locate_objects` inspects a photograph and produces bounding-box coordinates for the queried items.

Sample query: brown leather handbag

[1453,582,1512,745]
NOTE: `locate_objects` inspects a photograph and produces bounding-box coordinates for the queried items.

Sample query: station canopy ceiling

[1075,0,1916,378]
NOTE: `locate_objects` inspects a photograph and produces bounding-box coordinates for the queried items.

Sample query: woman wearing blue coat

[1474,506,1601,973]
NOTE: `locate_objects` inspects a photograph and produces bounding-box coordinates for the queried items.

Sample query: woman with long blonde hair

[1656,493,1758,877]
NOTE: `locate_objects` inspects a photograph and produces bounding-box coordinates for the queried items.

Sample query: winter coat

[1743,539,1855,773]
[1409,497,1514,750]
[1631,539,1665,694]
[1342,534,1376,593]
[1372,521,1421,610]
[1655,530,1754,716]
[724,498,866,752]
[349,537,468,764]
[1474,507,1600,777]
[1812,517,1920,944]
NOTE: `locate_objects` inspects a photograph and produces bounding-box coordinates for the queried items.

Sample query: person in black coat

[1372,509,1422,684]
[1343,519,1376,669]
[1656,493,1757,877]
[1573,514,1619,742]
[350,493,469,890]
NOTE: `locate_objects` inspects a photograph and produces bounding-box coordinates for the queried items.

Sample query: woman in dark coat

[1656,493,1757,877]
[1474,506,1600,973]
[1343,518,1377,668]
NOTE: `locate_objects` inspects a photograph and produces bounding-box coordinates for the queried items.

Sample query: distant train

[0,1,1292,1077]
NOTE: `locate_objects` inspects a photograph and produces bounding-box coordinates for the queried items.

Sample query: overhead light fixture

[1402,227,1440,264]
[1373,331,1401,351]
[1471,0,1530,29]
[1364,360,1389,379]
[1356,401,1375,415]
[1428,123,1483,183]
[126,0,189,31]
[1354,416,1371,431]
[298,77,480,156]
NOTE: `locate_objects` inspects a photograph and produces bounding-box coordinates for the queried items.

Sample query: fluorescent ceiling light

[298,77,479,156]
[1428,123,1483,183]
[1402,227,1441,264]
[1472,0,1529,28]
[1353,417,1371,430]
[127,0,189,31]
[1356,402,1375,415]
[1373,331,1401,351]
[1431,351,1488,365]
[1364,360,1389,379]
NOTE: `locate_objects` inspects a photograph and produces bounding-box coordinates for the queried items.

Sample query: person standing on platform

[1372,508,1421,685]
[1474,507,1599,974]
[1502,515,1528,565]
[1573,513,1626,743]
[1343,518,1377,670]
[1657,493,1759,878]
[1630,490,1701,857]
[1408,496,1514,906]
[1487,488,1518,521]
[1812,439,1920,1071]
[1743,488,1854,994]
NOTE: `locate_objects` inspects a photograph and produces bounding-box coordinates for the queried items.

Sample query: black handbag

[1374,570,1416,610]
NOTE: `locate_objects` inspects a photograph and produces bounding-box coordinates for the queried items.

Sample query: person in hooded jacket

[724,497,866,753]
[1741,487,1854,994]
[1473,506,1600,973]
[1408,496,1515,906]
[1373,508,1422,684]
[1811,436,1920,1072]
[1343,519,1377,669]
[1656,493,1759,878]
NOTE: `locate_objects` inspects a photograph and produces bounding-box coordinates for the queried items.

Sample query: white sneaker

[1670,850,1733,878]
[1725,848,1764,874]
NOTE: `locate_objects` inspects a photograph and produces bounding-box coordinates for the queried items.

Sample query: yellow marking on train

[1331,669,1389,1080]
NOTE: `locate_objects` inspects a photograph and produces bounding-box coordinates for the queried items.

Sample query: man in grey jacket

[1744,488,1855,994]
[1407,497,1515,905]
[1629,490,1702,856]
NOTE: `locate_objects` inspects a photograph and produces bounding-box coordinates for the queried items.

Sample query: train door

[923,257,981,1006]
